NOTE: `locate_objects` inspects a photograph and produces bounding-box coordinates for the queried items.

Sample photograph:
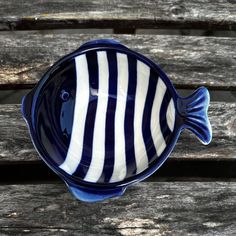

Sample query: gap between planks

[0,102,235,182]
[0,159,236,184]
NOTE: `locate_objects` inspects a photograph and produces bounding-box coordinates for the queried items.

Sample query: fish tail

[177,87,212,145]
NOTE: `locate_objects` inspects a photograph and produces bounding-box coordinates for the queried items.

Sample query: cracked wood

[0,102,235,163]
[0,0,235,30]
[0,182,235,235]
[0,34,235,89]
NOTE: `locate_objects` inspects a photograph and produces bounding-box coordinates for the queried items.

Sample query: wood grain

[0,0,235,31]
[0,182,235,235]
[0,33,236,90]
[0,102,235,164]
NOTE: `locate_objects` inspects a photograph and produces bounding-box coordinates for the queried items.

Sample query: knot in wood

[170,5,186,16]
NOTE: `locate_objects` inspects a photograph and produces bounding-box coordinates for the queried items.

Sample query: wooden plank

[0,102,235,164]
[0,182,235,235]
[0,33,236,90]
[0,0,235,31]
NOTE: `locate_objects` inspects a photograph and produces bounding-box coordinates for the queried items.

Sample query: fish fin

[177,87,212,145]
[64,180,126,202]
[78,39,127,51]
[21,91,34,122]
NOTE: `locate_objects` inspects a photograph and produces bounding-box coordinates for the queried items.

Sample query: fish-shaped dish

[22,39,212,202]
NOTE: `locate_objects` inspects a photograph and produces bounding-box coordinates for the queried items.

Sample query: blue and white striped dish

[22,39,212,202]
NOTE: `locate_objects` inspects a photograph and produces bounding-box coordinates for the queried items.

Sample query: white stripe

[84,51,109,182]
[59,54,90,175]
[151,79,167,156]
[110,53,129,183]
[166,99,175,132]
[134,61,150,174]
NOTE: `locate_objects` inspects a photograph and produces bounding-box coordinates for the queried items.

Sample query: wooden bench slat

[0,102,235,163]
[0,33,236,90]
[0,182,235,235]
[0,0,235,31]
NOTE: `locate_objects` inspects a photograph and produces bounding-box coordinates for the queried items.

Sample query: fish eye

[60,90,70,101]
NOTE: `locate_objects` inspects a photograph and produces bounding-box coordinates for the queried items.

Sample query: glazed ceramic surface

[22,39,212,202]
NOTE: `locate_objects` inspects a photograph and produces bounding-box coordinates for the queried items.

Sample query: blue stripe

[124,56,137,178]
[59,60,77,150]
[98,50,118,183]
[73,51,99,179]
[159,90,172,143]
[39,60,77,167]
[142,70,158,163]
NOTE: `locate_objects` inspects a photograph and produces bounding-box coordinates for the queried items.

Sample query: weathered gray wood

[0,229,79,236]
[0,182,235,235]
[0,33,236,90]
[0,102,235,163]
[0,0,235,31]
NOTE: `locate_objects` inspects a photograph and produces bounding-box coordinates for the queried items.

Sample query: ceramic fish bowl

[22,39,212,202]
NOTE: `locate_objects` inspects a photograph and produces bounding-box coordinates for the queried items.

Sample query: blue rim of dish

[22,40,184,190]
